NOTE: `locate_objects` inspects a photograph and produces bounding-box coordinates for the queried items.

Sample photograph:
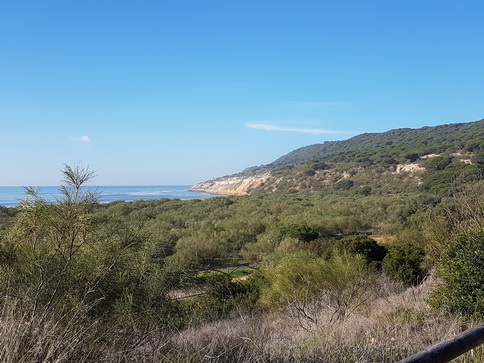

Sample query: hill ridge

[191,118,484,195]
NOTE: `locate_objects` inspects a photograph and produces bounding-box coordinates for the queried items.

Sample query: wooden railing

[400,323,484,362]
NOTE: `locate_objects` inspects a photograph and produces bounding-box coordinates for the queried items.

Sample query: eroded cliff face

[190,173,271,196]
[190,160,431,196]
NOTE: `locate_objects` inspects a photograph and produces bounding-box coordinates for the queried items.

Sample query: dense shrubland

[236,120,484,196]
[0,164,483,361]
[265,119,484,168]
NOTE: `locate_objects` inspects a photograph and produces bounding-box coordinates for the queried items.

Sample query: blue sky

[1,1,483,185]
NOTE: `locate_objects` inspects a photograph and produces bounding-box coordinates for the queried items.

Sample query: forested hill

[191,119,484,195]
[265,119,484,168]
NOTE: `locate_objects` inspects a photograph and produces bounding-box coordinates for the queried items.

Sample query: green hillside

[235,119,484,195]
[268,119,484,168]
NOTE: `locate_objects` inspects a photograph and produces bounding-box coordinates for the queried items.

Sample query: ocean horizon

[0,185,216,207]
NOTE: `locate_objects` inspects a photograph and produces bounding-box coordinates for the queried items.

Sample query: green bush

[260,251,369,320]
[279,224,319,242]
[431,231,484,318]
[180,273,263,323]
[0,165,181,359]
[424,155,453,171]
[471,152,484,165]
[421,170,459,193]
[359,186,372,196]
[335,179,355,190]
[307,237,338,256]
[404,153,419,162]
[312,162,330,170]
[336,235,387,268]
[382,243,426,286]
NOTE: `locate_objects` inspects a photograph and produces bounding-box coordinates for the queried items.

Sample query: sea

[0,185,216,208]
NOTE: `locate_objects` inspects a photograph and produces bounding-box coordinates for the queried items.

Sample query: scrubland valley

[1,120,483,362]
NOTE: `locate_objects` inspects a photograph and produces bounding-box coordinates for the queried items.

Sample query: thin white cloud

[70,135,92,143]
[244,123,348,135]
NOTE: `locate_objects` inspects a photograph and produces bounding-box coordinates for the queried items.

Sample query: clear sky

[1,1,483,186]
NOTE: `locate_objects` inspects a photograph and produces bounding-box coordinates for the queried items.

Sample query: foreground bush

[382,243,427,286]
[260,251,371,322]
[431,230,484,318]
[0,165,179,361]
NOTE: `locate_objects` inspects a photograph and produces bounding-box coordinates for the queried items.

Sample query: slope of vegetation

[0,160,483,361]
[267,119,484,167]
[230,119,484,195]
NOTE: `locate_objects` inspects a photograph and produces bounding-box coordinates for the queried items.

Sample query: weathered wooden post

[400,323,484,363]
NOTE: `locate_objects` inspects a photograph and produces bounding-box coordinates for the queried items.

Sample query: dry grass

[164,274,483,362]
[0,297,99,362]
[1,274,482,362]
[0,296,168,362]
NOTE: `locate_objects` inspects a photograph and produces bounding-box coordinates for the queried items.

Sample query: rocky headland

[190,173,271,196]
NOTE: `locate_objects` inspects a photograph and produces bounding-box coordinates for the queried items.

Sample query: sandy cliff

[190,173,271,196]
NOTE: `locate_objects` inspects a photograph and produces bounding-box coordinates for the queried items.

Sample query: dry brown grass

[0,296,168,362]
[0,297,99,362]
[1,274,481,362]
[163,274,483,362]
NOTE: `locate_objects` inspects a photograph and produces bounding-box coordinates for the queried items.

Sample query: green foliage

[237,119,484,196]
[423,156,453,171]
[279,224,319,242]
[471,152,484,165]
[0,207,18,239]
[404,153,420,162]
[421,170,458,193]
[207,274,260,308]
[0,165,179,359]
[267,119,484,168]
[260,250,370,320]
[458,164,484,180]
[263,251,360,300]
[312,161,330,170]
[336,235,387,268]
[306,237,338,256]
[177,271,263,324]
[382,243,426,286]
[431,231,484,318]
[304,169,316,176]
[359,186,372,196]
[421,162,484,194]
[335,179,354,190]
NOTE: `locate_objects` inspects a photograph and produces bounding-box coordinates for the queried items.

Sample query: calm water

[0,185,216,207]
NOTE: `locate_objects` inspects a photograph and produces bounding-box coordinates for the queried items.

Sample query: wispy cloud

[244,123,348,135]
[70,135,92,143]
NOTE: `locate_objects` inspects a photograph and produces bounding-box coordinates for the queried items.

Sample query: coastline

[0,185,216,207]
[189,173,271,196]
